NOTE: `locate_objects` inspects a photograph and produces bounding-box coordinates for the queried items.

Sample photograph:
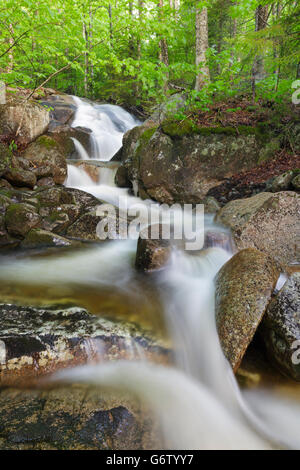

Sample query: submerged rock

[136,225,172,272]
[260,273,300,381]
[215,248,279,372]
[0,304,170,387]
[23,135,67,184]
[0,385,156,449]
[215,191,300,265]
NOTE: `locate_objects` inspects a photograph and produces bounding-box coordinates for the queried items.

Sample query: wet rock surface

[215,191,300,265]
[0,186,107,249]
[115,121,291,204]
[136,226,172,272]
[5,203,41,238]
[260,273,300,381]
[0,385,157,449]
[0,304,170,387]
[22,135,67,184]
[215,248,279,372]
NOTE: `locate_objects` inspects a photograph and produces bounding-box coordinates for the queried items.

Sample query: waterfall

[71,96,140,161]
[1,95,298,449]
[70,137,90,160]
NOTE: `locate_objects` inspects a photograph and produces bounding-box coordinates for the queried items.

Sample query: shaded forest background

[0,0,299,111]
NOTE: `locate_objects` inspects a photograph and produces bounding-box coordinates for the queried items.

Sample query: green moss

[162,118,260,138]
[135,126,158,160]
[139,126,158,144]
[162,119,196,137]
[36,135,58,150]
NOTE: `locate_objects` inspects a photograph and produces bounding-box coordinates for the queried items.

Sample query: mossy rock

[23,135,67,184]
[20,228,76,249]
[5,203,41,238]
[0,143,12,177]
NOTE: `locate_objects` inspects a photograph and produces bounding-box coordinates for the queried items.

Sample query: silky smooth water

[2,97,300,450]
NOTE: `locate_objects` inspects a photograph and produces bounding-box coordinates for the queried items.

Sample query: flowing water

[1,96,300,449]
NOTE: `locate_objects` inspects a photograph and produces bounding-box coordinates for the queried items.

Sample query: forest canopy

[0,0,299,110]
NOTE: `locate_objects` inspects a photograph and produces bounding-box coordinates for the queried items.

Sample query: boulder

[0,97,49,145]
[0,304,170,387]
[20,228,75,249]
[271,170,297,192]
[215,248,279,372]
[36,176,55,187]
[0,385,156,449]
[135,225,172,272]
[66,208,127,242]
[260,273,300,381]
[0,143,12,177]
[49,125,92,158]
[5,203,41,238]
[36,186,100,209]
[22,135,67,184]
[292,174,300,191]
[4,167,36,189]
[0,212,19,250]
[215,191,300,265]
[115,121,281,204]
[1,386,157,450]
[0,179,13,190]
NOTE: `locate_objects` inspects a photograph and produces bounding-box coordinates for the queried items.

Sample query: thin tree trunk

[89,5,94,92]
[195,6,210,91]
[158,0,169,90]
[108,3,113,47]
[252,4,268,99]
[83,20,89,96]
[274,2,282,91]
[6,24,14,72]
[137,0,144,61]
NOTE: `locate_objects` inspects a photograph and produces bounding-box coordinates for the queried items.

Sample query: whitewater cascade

[63,97,300,449]
[1,96,299,449]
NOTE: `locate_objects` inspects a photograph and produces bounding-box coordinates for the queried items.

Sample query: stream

[1,96,300,449]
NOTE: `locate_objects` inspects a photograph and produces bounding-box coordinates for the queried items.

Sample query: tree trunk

[252,4,269,99]
[83,20,89,96]
[137,0,144,61]
[6,24,14,73]
[158,0,169,90]
[195,6,210,92]
[108,3,113,47]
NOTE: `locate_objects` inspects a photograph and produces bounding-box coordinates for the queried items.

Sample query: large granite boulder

[215,248,279,372]
[260,273,300,381]
[215,191,300,265]
[115,120,282,204]
[0,97,49,145]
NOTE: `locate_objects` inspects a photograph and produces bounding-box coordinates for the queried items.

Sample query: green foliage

[0,0,298,109]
